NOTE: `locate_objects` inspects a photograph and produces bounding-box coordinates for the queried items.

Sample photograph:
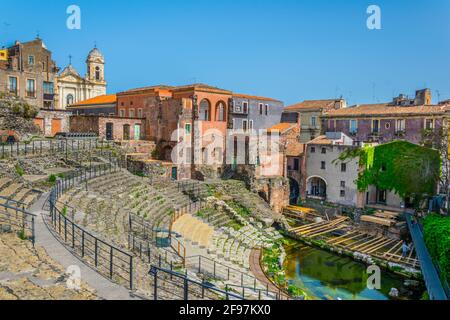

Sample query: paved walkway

[29,193,139,300]
[406,214,448,300]
[248,249,290,300]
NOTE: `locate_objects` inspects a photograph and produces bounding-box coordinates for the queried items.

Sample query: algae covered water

[284,243,415,300]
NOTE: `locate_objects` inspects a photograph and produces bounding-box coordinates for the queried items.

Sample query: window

[340,190,346,198]
[310,147,316,153]
[130,101,133,106]
[349,120,358,134]
[321,161,326,170]
[425,119,434,130]
[26,79,36,97]
[95,66,100,81]
[243,102,248,114]
[28,55,35,66]
[129,109,135,118]
[321,147,327,154]
[185,123,191,135]
[235,104,242,113]
[396,119,406,133]
[293,158,300,171]
[265,104,269,116]
[199,99,211,121]
[121,102,124,106]
[119,109,125,117]
[249,120,254,131]
[242,120,248,132]
[66,93,74,105]
[138,109,143,118]
[340,181,346,188]
[259,103,263,115]
[385,122,391,129]
[43,82,54,94]
[372,119,380,134]
[216,102,225,121]
[341,163,347,172]
[8,77,17,94]
[311,116,317,127]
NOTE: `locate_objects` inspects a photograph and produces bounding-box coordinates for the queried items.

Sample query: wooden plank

[300,218,347,235]
[383,241,403,259]
[289,220,326,232]
[327,231,359,244]
[329,232,364,246]
[361,215,394,227]
[357,237,388,252]
[308,225,349,238]
[351,236,383,251]
[364,239,396,254]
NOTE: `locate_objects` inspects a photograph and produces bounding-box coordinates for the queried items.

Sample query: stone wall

[36,109,71,137]
[70,115,145,141]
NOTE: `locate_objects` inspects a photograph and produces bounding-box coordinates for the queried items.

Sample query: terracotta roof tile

[69,94,116,107]
[323,104,449,118]
[233,93,281,102]
[267,123,296,133]
[285,99,342,111]
[307,135,333,145]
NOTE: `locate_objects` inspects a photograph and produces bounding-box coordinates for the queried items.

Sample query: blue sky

[1,0,449,106]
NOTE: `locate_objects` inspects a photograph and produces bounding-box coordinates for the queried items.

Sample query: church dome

[87,47,104,60]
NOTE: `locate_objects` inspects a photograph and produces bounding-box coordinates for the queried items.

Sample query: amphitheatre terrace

[0,138,439,300]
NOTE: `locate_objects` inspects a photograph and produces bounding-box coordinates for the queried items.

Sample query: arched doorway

[289,178,300,205]
[199,99,211,121]
[307,176,327,199]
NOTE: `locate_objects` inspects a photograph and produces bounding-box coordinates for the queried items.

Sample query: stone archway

[306,176,327,199]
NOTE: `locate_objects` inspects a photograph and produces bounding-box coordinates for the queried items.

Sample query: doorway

[106,123,114,141]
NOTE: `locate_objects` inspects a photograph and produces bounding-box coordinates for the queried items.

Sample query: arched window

[66,94,74,106]
[199,99,211,121]
[216,101,225,122]
[95,66,101,81]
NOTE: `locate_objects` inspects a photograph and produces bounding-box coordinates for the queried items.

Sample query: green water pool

[284,243,419,300]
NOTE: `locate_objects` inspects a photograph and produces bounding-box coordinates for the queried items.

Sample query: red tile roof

[233,93,281,102]
[69,94,116,107]
[323,104,449,118]
[267,123,296,133]
[285,99,342,111]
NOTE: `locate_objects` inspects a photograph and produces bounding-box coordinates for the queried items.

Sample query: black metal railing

[0,139,115,159]
[0,200,36,245]
[149,265,244,301]
[47,163,134,289]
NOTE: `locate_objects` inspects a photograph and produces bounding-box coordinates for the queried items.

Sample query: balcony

[43,93,55,101]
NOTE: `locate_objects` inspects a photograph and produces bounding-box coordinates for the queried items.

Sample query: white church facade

[56,47,107,109]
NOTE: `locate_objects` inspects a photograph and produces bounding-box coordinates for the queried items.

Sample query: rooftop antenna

[68,54,72,65]
[436,90,441,103]
[36,30,40,39]
[94,40,97,48]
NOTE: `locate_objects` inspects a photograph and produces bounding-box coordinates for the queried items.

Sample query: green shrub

[15,164,25,176]
[17,229,27,241]
[48,174,57,183]
[423,214,450,284]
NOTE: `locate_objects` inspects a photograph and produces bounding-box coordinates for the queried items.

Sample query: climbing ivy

[423,214,450,285]
[338,141,441,207]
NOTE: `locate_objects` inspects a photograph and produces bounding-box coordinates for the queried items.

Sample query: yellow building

[0,49,8,61]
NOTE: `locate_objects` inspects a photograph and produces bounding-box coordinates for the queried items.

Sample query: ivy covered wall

[340,141,441,205]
